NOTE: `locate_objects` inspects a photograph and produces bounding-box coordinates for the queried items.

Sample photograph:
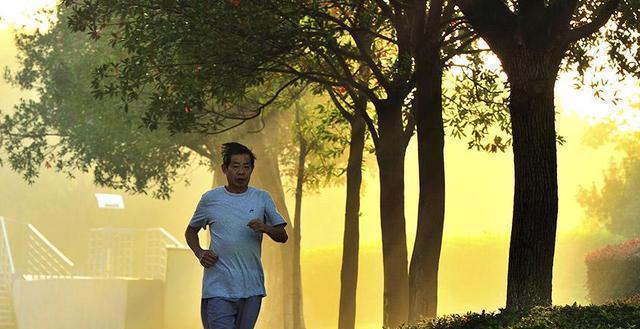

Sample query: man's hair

[222,142,256,168]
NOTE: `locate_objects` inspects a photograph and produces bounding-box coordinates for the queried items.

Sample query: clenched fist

[247,219,269,233]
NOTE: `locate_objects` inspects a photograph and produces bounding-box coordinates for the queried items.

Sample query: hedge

[585,237,640,304]
[401,297,640,329]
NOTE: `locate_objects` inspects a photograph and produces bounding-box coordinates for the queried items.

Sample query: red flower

[229,0,240,7]
[586,237,640,262]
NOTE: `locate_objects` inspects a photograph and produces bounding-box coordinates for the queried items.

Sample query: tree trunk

[209,157,226,247]
[453,0,576,308]
[337,115,366,329]
[213,164,225,187]
[292,134,307,329]
[409,56,445,321]
[503,53,560,309]
[249,135,297,329]
[376,101,410,328]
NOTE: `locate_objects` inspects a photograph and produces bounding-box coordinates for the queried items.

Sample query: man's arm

[185,225,218,267]
[247,220,288,243]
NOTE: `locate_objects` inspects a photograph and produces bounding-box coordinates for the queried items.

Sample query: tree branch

[2,132,70,139]
[441,0,458,25]
[403,104,416,144]
[442,33,481,62]
[456,0,518,54]
[518,0,546,18]
[562,0,621,44]
[214,77,301,121]
[184,142,212,160]
[548,0,578,36]
[327,88,355,123]
[330,87,380,147]
[426,0,446,39]
[319,44,380,102]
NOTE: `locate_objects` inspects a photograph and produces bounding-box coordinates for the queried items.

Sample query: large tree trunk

[248,134,297,329]
[212,164,225,187]
[409,56,445,321]
[292,134,307,329]
[503,52,561,309]
[376,101,410,328]
[337,115,366,329]
[453,0,602,309]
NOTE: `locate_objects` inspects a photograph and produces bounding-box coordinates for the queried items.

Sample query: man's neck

[224,185,248,194]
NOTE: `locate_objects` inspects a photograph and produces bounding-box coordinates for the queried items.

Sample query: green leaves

[578,128,640,238]
[62,0,304,134]
[280,96,353,193]
[443,50,512,153]
[562,0,640,102]
[0,7,202,199]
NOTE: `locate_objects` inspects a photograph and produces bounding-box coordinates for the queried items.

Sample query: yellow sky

[0,1,56,30]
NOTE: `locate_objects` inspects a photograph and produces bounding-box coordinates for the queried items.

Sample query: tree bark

[337,115,366,329]
[409,55,445,321]
[503,52,561,309]
[212,164,225,187]
[248,134,297,329]
[292,133,307,329]
[375,101,410,328]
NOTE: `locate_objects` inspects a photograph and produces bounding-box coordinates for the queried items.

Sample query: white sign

[94,193,125,209]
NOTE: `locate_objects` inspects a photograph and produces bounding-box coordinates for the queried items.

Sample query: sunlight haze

[1,2,639,329]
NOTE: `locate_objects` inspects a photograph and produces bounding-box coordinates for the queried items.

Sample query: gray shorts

[200,296,262,329]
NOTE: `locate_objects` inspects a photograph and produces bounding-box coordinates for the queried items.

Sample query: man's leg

[235,296,263,329]
[201,299,208,328]
[201,298,238,329]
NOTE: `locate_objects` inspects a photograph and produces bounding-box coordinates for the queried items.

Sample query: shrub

[401,300,640,329]
[585,237,640,304]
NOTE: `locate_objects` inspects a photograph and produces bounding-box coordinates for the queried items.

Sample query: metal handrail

[28,237,71,276]
[158,228,185,248]
[27,224,74,267]
[0,217,15,275]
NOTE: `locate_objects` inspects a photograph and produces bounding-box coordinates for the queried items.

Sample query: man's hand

[247,219,270,233]
[196,249,219,268]
[248,219,287,243]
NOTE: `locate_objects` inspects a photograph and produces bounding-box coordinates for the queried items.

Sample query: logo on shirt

[249,209,254,213]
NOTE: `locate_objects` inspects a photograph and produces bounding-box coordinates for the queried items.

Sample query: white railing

[26,224,75,279]
[0,217,17,328]
[88,228,185,281]
[158,227,184,247]
[0,217,15,276]
[0,217,75,280]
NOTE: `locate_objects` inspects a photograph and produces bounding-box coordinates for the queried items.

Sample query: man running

[185,142,288,329]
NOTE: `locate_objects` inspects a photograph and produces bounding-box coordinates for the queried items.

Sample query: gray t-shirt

[189,186,287,299]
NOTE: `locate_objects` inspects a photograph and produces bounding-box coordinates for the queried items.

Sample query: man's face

[222,153,253,190]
